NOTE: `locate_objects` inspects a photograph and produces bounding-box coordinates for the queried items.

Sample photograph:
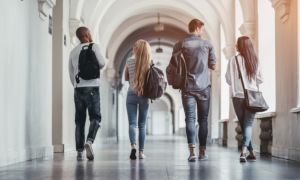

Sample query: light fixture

[156,38,163,53]
[156,38,162,66]
[154,13,164,32]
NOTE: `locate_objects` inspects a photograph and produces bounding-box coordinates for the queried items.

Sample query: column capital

[222,45,236,60]
[38,0,56,21]
[239,22,255,42]
[269,0,290,23]
[69,19,83,46]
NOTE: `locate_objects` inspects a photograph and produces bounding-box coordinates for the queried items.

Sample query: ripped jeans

[74,87,101,151]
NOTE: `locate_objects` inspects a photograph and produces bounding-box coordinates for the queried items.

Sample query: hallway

[1,136,300,180]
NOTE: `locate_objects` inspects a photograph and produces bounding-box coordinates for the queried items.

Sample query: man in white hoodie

[69,27,106,160]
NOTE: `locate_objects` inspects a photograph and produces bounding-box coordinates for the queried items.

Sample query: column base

[272,146,300,162]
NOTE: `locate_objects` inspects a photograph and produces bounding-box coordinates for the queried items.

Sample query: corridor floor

[1,136,300,180]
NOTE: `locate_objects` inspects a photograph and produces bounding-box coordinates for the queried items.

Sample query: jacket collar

[187,34,199,38]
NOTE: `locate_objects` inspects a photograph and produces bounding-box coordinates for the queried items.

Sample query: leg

[243,109,256,150]
[182,93,197,153]
[126,92,138,147]
[86,89,101,142]
[196,87,211,150]
[74,89,87,151]
[137,97,149,152]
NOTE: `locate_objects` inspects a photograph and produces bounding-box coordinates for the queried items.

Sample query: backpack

[143,63,167,102]
[166,40,187,89]
[75,43,100,84]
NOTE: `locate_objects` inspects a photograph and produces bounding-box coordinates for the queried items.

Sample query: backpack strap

[88,43,94,50]
[181,40,185,50]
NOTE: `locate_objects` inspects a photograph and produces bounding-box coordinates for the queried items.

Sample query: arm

[208,41,217,70]
[225,58,232,85]
[93,44,107,70]
[256,63,264,85]
[68,55,75,87]
[124,64,129,82]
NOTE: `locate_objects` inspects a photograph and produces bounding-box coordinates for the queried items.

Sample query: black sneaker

[130,148,137,160]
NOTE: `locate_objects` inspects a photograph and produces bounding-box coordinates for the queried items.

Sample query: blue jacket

[172,34,217,91]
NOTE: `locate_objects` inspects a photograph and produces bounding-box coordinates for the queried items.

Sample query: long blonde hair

[133,40,151,97]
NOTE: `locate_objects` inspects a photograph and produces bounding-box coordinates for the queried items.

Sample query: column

[52,0,75,152]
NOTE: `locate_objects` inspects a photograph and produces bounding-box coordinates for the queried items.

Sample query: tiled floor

[1,136,300,180]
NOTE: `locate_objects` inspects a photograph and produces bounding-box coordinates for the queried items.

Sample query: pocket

[140,97,149,105]
[126,92,137,104]
[85,89,100,104]
[182,92,191,99]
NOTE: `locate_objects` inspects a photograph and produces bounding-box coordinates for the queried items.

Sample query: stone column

[220,45,237,147]
[52,0,75,153]
[270,0,300,161]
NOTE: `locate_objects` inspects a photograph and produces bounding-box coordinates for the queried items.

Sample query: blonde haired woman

[124,39,151,160]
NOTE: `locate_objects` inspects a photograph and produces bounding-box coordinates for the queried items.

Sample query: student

[172,19,217,161]
[124,39,151,160]
[69,27,106,160]
[225,36,264,162]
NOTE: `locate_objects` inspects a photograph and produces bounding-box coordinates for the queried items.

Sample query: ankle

[139,151,143,155]
[189,144,196,153]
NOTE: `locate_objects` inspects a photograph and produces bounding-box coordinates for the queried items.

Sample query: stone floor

[1,136,300,180]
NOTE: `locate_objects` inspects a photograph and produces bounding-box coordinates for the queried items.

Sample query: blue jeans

[232,97,256,151]
[126,91,149,151]
[74,87,101,151]
[182,86,211,149]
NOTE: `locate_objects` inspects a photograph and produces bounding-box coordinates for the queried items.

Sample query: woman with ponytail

[124,39,151,160]
[225,36,264,162]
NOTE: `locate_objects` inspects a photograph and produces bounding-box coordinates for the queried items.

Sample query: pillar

[52,0,75,152]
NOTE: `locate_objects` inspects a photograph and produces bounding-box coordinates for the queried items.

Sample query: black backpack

[143,63,167,101]
[75,43,100,84]
[166,40,187,89]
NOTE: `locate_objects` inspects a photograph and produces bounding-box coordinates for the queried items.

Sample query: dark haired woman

[225,36,264,162]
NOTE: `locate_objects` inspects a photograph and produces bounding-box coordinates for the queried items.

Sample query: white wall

[0,0,53,167]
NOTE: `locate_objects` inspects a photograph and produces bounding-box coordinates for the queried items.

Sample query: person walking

[124,39,151,160]
[225,36,264,162]
[69,27,106,160]
[172,19,217,161]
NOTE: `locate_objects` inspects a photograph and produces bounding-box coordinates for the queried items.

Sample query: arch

[70,0,85,20]
[205,0,236,46]
[99,0,219,62]
[164,93,176,134]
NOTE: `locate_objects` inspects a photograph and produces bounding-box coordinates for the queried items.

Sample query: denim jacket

[172,34,217,91]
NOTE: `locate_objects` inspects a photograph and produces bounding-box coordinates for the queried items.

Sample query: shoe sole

[247,159,257,162]
[199,157,208,161]
[240,157,247,162]
[130,149,137,160]
[188,156,197,161]
[84,143,94,160]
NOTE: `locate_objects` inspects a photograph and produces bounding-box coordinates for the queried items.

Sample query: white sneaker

[77,152,84,160]
[139,154,146,159]
[84,141,94,160]
[188,152,197,161]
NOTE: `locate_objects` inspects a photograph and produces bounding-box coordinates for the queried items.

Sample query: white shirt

[225,54,264,98]
[69,43,106,87]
